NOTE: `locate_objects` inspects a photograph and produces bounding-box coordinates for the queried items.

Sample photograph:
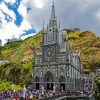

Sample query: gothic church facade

[32,2,83,91]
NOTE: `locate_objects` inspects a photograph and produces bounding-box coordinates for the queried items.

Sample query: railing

[39,94,66,100]
[39,92,95,100]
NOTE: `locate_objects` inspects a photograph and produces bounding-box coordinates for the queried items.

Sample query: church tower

[43,1,59,45]
[42,1,59,63]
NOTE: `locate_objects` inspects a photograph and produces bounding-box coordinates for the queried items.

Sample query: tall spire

[53,0,55,7]
[51,0,56,19]
[49,0,58,28]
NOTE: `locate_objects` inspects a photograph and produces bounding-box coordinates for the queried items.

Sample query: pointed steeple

[51,0,56,19]
[59,19,60,29]
[42,20,44,31]
[49,0,57,28]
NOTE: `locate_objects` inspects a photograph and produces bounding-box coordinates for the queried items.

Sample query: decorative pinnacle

[42,20,44,30]
[59,19,60,28]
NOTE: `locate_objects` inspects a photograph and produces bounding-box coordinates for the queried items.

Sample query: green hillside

[0,31,100,87]
[65,31,100,72]
[0,32,42,86]
[1,32,42,62]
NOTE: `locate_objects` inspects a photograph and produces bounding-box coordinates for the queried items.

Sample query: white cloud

[0,10,5,22]
[0,0,33,45]
[31,0,49,9]
[4,0,16,4]
[20,20,31,30]
[21,33,37,40]
[95,10,100,20]
[0,19,32,44]
[33,0,44,8]
[18,1,27,18]
[0,23,17,44]
[22,0,31,6]
[0,2,16,21]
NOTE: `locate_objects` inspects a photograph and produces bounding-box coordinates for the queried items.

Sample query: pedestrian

[29,95,33,100]
[19,96,24,100]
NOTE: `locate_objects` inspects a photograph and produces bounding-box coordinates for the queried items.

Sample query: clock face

[44,46,55,62]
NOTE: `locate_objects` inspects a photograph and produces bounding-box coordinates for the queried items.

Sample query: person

[0,94,2,100]
[19,96,24,100]
[29,95,33,100]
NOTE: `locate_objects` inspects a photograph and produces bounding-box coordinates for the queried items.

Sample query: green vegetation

[65,31,81,39]
[94,76,100,100]
[1,40,23,60]
[65,31,100,72]
[0,31,100,91]
[0,33,42,90]
[0,79,22,91]
[0,61,32,84]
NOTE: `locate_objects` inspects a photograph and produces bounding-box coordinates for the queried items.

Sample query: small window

[49,29,51,31]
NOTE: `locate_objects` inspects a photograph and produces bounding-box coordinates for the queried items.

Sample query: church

[32,2,83,91]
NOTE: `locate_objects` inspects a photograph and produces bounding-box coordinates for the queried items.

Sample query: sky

[0,0,100,45]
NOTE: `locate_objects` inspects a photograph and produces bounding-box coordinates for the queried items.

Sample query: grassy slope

[0,33,42,86]
[65,31,100,71]
[1,33,41,62]
[0,31,100,87]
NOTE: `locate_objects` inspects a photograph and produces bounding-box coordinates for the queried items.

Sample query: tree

[94,77,100,100]
[0,45,2,60]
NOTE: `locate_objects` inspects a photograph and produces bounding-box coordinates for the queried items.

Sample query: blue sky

[0,0,36,44]
[0,0,100,44]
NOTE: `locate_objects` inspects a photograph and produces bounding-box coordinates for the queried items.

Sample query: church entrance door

[47,82,53,90]
[36,83,39,90]
[34,76,40,90]
[60,83,65,91]
[59,75,66,91]
[43,71,54,90]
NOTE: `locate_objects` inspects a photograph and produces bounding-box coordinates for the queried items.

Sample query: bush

[94,77,100,100]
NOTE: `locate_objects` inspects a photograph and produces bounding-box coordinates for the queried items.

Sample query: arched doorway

[59,75,66,91]
[34,76,40,90]
[43,71,54,90]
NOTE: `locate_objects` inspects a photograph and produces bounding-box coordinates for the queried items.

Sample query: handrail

[39,93,95,100]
